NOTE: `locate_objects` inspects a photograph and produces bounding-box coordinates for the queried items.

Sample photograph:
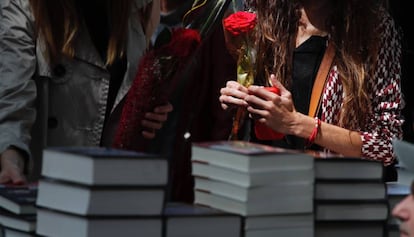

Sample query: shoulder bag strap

[308,41,336,117]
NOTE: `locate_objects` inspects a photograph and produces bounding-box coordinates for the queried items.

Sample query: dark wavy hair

[254,0,385,128]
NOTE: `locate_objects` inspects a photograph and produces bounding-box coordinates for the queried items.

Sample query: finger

[154,103,173,113]
[0,172,24,185]
[220,102,229,110]
[142,130,156,139]
[270,74,288,94]
[244,92,277,112]
[247,105,269,119]
[221,86,249,100]
[2,166,27,185]
[226,80,249,93]
[219,94,242,109]
[249,112,261,120]
[220,88,249,106]
[142,119,162,130]
[247,86,279,101]
[144,112,168,123]
[8,168,26,184]
[11,175,25,185]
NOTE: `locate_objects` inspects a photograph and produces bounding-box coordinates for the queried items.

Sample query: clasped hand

[0,148,26,184]
[219,75,299,135]
[141,102,174,139]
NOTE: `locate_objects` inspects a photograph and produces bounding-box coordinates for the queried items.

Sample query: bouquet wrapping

[112,0,232,152]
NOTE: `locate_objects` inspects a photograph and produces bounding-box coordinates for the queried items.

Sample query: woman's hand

[0,148,27,184]
[245,75,300,135]
[219,80,249,110]
[141,102,173,139]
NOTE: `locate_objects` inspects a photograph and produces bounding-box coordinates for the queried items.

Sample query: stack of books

[0,183,37,237]
[191,140,315,237]
[163,202,242,237]
[314,157,389,237]
[35,146,168,237]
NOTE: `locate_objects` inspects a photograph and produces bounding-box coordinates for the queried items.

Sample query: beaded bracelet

[305,117,321,148]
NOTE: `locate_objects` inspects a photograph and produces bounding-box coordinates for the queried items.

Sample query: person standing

[219,0,403,181]
[149,0,236,202]
[0,0,172,183]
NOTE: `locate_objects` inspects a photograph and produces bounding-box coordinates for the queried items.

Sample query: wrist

[1,147,26,172]
[305,117,321,148]
[290,112,313,138]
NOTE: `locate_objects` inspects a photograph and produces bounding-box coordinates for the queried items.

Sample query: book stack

[191,140,315,237]
[313,157,389,237]
[0,183,37,237]
[163,202,242,237]
[35,146,168,237]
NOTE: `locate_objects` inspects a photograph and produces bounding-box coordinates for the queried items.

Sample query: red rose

[223,11,257,36]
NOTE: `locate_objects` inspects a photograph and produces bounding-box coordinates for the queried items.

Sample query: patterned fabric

[321,10,403,166]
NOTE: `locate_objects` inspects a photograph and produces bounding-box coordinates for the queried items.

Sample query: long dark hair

[29,0,134,65]
[254,0,384,128]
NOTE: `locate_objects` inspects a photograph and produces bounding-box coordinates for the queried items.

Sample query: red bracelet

[305,117,321,148]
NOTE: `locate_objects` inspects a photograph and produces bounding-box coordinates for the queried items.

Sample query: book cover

[2,227,38,237]
[315,221,386,237]
[42,146,168,186]
[0,183,37,215]
[46,146,160,159]
[192,141,313,172]
[194,189,313,216]
[36,207,162,237]
[195,140,302,156]
[192,161,314,188]
[315,181,387,201]
[194,176,313,202]
[315,201,389,221]
[36,178,166,216]
[314,157,384,181]
[164,202,241,237]
[0,208,36,232]
[245,213,314,230]
[245,226,314,237]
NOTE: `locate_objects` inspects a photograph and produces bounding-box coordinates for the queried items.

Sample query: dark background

[388,1,414,143]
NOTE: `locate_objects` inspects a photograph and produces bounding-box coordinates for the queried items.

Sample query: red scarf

[112,28,201,152]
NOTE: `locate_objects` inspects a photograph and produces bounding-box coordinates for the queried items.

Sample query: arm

[246,78,363,157]
[358,11,403,164]
[244,12,403,164]
[0,0,37,183]
[132,0,171,140]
